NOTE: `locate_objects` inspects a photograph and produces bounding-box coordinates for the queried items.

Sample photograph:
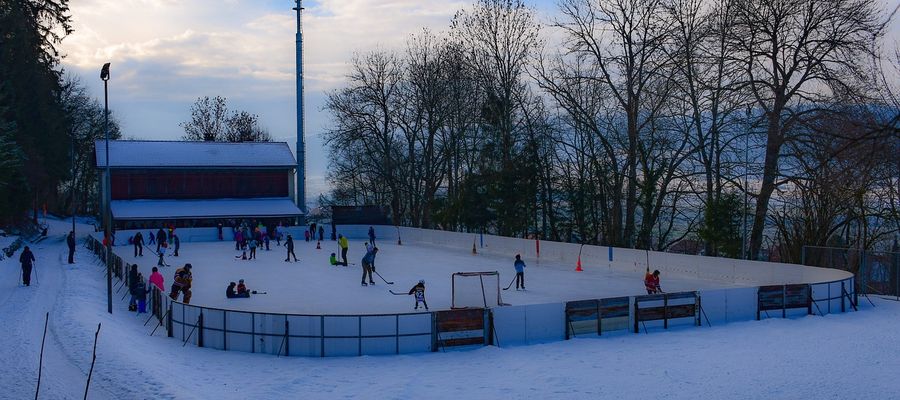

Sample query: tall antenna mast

[293,0,307,213]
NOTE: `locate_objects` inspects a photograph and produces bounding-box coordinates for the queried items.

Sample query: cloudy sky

[60,0,898,204]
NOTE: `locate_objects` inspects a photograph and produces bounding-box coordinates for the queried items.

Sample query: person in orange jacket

[644,268,662,294]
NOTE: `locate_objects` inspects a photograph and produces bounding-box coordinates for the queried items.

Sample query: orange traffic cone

[575,255,583,272]
[316,241,321,250]
[472,240,477,255]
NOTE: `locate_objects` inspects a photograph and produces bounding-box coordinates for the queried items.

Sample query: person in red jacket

[644,269,662,294]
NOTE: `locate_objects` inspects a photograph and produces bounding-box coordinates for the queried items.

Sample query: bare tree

[181,96,227,141]
[729,0,885,258]
[223,111,272,142]
[324,50,405,223]
[450,0,542,235]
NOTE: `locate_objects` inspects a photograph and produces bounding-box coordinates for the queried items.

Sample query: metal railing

[802,246,899,298]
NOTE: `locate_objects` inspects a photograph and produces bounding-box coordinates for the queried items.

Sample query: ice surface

[115,238,749,314]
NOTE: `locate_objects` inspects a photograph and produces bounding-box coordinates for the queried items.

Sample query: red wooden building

[95,140,303,228]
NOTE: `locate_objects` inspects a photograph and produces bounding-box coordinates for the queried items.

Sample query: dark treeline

[0,0,120,224]
[324,0,899,260]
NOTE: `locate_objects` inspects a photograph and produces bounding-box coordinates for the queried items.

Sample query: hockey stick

[389,290,407,295]
[502,275,516,290]
[374,270,394,285]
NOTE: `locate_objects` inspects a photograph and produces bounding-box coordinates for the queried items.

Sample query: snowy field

[113,236,748,314]
[2,220,899,399]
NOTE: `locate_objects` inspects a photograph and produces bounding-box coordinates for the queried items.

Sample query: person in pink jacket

[149,266,165,292]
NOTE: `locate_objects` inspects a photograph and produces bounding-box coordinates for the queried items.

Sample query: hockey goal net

[451,271,504,309]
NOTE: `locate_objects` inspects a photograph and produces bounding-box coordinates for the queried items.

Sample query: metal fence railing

[802,246,900,298]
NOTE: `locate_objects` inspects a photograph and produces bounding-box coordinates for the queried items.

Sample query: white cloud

[59,0,466,200]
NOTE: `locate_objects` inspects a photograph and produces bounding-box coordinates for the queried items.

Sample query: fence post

[633,299,639,334]
[841,281,846,313]
[663,294,669,330]
[166,302,173,337]
[223,311,228,351]
[801,246,806,265]
[284,317,290,357]
[320,315,325,357]
[395,314,400,355]
[198,311,204,348]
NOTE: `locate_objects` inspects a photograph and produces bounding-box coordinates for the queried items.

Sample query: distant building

[95,140,303,228]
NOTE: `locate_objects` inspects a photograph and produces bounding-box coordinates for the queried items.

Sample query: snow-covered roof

[110,198,303,220]
[95,140,296,168]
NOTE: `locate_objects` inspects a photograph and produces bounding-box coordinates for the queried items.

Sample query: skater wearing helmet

[644,268,662,294]
[408,280,428,310]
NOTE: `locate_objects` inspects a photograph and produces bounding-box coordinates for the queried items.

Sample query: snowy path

[1,221,899,399]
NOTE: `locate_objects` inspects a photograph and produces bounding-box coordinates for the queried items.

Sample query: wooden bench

[633,292,700,333]
[565,296,630,338]
[757,284,811,320]
[433,309,487,350]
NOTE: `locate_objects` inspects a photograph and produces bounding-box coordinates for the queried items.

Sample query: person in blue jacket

[514,254,526,290]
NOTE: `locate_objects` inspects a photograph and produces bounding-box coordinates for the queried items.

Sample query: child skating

[408,280,428,310]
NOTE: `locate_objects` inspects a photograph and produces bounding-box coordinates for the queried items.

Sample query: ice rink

[116,236,750,314]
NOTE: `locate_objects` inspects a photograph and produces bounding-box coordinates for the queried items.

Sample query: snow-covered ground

[1,219,899,399]
[112,237,747,314]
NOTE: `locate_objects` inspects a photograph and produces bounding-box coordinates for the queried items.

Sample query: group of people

[305,222,325,242]
[125,265,167,313]
[226,279,252,298]
[126,227,181,268]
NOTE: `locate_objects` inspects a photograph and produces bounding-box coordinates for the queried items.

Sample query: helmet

[239,279,244,283]
[418,279,425,284]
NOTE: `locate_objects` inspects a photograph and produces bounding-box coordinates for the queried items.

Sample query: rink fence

[88,227,857,357]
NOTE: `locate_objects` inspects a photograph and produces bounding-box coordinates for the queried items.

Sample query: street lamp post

[101,62,112,314]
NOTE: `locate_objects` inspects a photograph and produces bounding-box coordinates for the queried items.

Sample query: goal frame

[451,271,505,309]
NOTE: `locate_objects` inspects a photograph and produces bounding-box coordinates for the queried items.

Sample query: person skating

[170,264,193,303]
[285,234,298,262]
[514,254,526,290]
[304,230,311,242]
[20,246,35,286]
[329,252,347,266]
[264,234,270,251]
[338,234,349,265]
[67,230,76,264]
[360,247,378,286]
[408,280,428,310]
[368,226,376,246]
[235,230,243,251]
[157,241,169,267]
[318,225,324,241]
[276,223,285,246]
[644,268,662,294]
[248,238,258,260]
[148,231,156,245]
[156,227,167,253]
[172,234,180,257]
[133,231,144,257]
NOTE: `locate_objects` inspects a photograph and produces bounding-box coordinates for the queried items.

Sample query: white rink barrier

[91,226,855,357]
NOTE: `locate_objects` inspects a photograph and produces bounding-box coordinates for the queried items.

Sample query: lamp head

[100,63,111,81]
